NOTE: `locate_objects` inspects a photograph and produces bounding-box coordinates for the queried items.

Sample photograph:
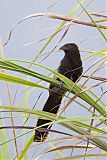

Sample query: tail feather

[34,91,63,142]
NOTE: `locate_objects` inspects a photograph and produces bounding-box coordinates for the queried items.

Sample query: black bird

[34,43,83,142]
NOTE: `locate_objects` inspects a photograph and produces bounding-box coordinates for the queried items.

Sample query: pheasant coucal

[34,43,83,142]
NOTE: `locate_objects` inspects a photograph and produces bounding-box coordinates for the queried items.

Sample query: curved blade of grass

[0,60,63,88]
[36,63,107,117]
[60,122,107,151]
[82,48,107,61]
[0,154,3,160]
[69,120,107,135]
[18,136,33,160]
[0,72,47,89]
[80,84,106,109]
[78,0,107,42]
[0,105,107,151]
[0,105,107,135]
[0,60,106,117]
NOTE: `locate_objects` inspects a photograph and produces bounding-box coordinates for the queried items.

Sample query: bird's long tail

[34,90,63,142]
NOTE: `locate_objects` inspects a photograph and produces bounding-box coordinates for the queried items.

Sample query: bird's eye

[67,45,71,49]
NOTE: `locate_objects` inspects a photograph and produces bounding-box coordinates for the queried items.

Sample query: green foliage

[0,0,107,159]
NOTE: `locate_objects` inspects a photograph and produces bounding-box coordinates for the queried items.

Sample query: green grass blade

[18,136,33,160]
[0,59,106,117]
[78,0,107,42]
[0,72,47,89]
[0,105,107,151]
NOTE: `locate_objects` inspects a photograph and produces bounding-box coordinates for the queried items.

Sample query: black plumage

[34,43,83,142]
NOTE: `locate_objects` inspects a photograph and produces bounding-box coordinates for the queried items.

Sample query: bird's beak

[59,46,63,50]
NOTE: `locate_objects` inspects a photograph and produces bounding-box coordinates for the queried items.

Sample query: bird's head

[59,43,80,58]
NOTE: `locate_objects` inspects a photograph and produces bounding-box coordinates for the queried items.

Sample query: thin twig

[82,75,107,81]
[4,12,107,46]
